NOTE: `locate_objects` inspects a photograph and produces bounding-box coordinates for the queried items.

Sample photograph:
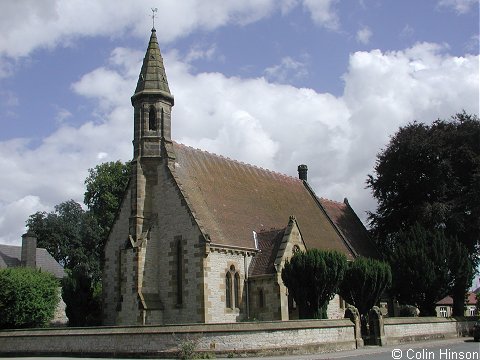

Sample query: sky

[0,0,478,254]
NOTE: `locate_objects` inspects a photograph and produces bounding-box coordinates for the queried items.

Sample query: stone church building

[102,28,377,326]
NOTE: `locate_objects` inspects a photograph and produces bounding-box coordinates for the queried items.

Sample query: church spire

[130,28,174,159]
[133,28,173,101]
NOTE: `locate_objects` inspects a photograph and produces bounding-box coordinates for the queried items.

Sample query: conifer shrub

[281,249,347,319]
[0,267,59,329]
[339,256,392,316]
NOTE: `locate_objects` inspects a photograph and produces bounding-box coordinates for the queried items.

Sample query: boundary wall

[0,317,475,358]
[383,317,475,345]
[0,319,355,358]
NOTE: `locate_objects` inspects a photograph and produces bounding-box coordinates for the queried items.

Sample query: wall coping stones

[0,318,354,337]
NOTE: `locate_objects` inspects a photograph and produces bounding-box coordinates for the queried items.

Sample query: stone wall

[103,185,132,325]
[383,317,475,345]
[0,320,356,358]
[327,294,346,319]
[203,249,253,323]
[149,162,206,325]
[0,317,475,358]
[249,275,283,321]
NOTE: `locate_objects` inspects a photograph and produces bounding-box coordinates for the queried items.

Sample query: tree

[367,112,480,315]
[26,200,103,325]
[26,200,102,280]
[338,257,391,317]
[389,224,452,316]
[62,265,102,326]
[25,161,129,326]
[84,160,130,245]
[448,239,476,316]
[0,268,59,329]
[281,249,347,319]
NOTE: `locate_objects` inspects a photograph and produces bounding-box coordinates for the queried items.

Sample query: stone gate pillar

[345,305,364,348]
[368,306,386,346]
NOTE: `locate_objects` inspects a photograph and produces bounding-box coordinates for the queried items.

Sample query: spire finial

[151,8,158,30]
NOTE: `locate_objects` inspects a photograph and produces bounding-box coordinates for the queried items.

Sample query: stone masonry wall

[383,317,474,345]
[0,320,356,358]
[203,250,253,323]
[327,294,346,320]
[150,161,206,324]
[103,186,132,325]
[249,276,283,321]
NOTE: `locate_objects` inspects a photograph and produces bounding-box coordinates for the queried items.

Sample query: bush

[0,267,59,328]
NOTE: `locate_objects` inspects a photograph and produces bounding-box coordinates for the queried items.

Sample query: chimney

[298,164,308,181]
[21,232,37,269]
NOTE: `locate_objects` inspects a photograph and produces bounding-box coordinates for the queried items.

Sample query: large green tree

[84,160,130,245]
[26,200,101,277]
[367,112,480,315]
[26,200,103,326]
[338,257,391,317]
[26,160,129,326]
[281,249,347,319]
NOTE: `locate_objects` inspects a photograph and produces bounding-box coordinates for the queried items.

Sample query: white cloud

[0,0,295,60]
[356,26,372,45]
[184,44,219,64]
[465,34,480,53]
[400,24,415,39]
[264,56,309,83]
[0,195,46,245]
[437,0,478,14]
[302,0,340,30]
[54,107,72,124]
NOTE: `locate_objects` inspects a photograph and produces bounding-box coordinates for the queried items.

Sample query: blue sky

[0,0,478,272]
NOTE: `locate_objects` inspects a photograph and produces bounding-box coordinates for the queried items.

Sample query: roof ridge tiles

[173,141,300,183]
[319,197,346,206]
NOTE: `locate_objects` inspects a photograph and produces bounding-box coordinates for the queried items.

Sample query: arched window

[226,265,241,310]
[176,239,183,305]
[225,272,232,309]
[148,106,157,130]
[234,272,240,308]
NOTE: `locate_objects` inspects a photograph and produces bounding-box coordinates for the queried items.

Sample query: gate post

[345,305,364,348]
[368,306,386,346]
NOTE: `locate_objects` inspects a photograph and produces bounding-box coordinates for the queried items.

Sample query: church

[102,28,378,326]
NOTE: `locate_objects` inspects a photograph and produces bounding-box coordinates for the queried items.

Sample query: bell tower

[131,27,174,158]
[128,27,174,257]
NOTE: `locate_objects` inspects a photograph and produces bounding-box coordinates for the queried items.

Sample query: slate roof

[249,229,285,277]
[319,198,379,259]
[133,28,172,98]
[170,142,354,258]
[0,244,65,279]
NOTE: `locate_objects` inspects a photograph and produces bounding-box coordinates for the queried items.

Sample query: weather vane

[151,8,158,29]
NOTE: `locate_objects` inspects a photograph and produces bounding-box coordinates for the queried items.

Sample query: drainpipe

[244,253,250,320]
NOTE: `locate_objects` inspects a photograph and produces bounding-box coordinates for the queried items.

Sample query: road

[1,337,478,360]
